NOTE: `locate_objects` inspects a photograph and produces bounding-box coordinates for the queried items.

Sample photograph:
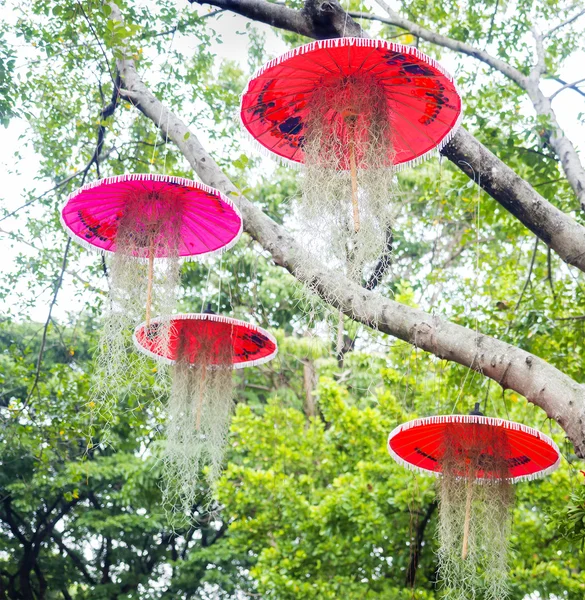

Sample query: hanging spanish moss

[89,190,182,438]
[437,421,513,600]
[161,326,235,518]
[301,74,398,282]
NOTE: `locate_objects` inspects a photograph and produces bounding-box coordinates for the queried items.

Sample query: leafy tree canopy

[1,0,585,598]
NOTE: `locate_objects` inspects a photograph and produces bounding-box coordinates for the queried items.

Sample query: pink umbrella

[61,173,242,258]
[61,173,243,325]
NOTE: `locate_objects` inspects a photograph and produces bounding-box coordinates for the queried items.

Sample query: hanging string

[150,21,179,171]
[199,264,212,313]
[451,155,482,414]
[217,254,223,313]
[342,0,350,38]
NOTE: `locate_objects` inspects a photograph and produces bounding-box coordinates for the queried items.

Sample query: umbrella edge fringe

[246,37,456,85]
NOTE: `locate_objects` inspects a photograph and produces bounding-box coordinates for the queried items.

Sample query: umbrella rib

[270,61,335,78]
[181,210,234,252]
[506,436,557,469]
[181,198,239,225]
[246,73,319,83]
[388,105,439,158]
[354,46,379,72]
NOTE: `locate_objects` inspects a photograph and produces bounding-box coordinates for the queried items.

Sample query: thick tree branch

[52,532,96,586]
[440,129,585,270]
[111,4,585,456]
[188,0,362,38]
[0,498,29,547]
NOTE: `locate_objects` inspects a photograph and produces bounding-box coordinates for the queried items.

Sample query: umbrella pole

[196,365,206,431]
[346,115,360,233]
[462,475,474,560]
[145,240,155,328]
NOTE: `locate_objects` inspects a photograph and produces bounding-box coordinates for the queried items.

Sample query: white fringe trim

[387,415,561,484]
[248,37,457,84]
[239,37,463,170]
[59,173,243,261]
[132,312,278,369]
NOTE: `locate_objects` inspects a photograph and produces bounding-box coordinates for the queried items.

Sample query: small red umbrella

[240,37,462,169]
[388,413,560,483]
[388,408,560,598]
[133,313,278,369]
[133,312,277,514]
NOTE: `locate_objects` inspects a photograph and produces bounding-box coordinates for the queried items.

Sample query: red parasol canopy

[61,174,242,258]
[133,313,278,368]
[240,37,462,169]
[388,415,560,482]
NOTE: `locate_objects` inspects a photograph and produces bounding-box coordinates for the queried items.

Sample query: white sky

[0,1,584,323]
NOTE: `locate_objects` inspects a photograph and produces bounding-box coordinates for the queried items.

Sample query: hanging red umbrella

[134,312,277,514]
[241,37,462,169]
[388,413,560,482]
[133,312,278,368]
[388,407,560,599]
[241,38,462,282]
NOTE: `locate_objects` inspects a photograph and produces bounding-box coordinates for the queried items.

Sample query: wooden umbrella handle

[345,114,360,233]
[145,240,155,328]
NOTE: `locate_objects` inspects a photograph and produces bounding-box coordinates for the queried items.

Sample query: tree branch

[52,531,96,585]
[549,75,585,100]
[111,3,585,456]
[544,7,585,38]
[365,228,393,290]
[406,501,436,587]
[0,498,29,547]
[440,127,585,271]
[371,0,527,86]
[21,71,120,406]
[23,239,71,407]
[549,77,585,102]
[189,0,361,38]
